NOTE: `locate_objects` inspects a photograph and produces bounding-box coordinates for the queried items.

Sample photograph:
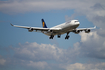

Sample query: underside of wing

[72,26,96,34]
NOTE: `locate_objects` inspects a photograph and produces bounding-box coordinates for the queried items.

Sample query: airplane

[10,19,96,39]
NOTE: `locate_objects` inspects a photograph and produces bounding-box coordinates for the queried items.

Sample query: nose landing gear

[65,35,70,39]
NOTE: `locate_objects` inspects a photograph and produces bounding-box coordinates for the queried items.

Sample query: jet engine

[85,29,90,33]
[48,29,53,32]
[74,30,80,34]
[28,28,33,32]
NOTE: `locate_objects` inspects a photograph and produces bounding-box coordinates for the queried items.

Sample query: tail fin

[42,19,47,28]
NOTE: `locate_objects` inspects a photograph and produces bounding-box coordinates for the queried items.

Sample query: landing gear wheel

[58,35,61,38]
[49,37,53,39]
[65,35,70,39]
[49,35,54,39]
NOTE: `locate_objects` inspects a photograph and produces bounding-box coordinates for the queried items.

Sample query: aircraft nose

[76,22,80,25]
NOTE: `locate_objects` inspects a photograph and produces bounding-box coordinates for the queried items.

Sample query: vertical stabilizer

[42,19,47,28]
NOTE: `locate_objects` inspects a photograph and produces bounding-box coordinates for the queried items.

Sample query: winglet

[10,23,14,26]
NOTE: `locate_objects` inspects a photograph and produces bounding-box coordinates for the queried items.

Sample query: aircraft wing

[10,23,61,31]
[71,26,96,34]
[75,26,96,31]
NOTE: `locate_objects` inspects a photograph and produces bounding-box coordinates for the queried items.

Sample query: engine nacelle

[48,29,53,32]
[74,30,80,34]
[28,28,33,32]
[85,29,90,33]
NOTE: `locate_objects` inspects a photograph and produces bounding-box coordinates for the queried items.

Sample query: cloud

[0,0,104,14]
[66,63,85,70]
[13,42,80,63]
[0,39,105,70]
[0,42,80,70]
[0,55,6,65]
[0,59,6,65]
[78,30,105,59]
[91,3,105,10]
[1,0,105,29]
[0,0,72,14]
[61,62,105,70]
[27,61,48,69]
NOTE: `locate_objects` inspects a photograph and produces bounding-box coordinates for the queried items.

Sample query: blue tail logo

[42,19,47,28]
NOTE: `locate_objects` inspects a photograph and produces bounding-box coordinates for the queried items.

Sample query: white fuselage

[44,20,80,36]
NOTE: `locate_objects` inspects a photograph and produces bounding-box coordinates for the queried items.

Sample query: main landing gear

[49,35,61,39]
[65,32,70,39]
[49,35,54,39]
[65,35,70,39]
[49,32,70,39]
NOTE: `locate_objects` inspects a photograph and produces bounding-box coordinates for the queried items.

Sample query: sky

[0,0,105,70]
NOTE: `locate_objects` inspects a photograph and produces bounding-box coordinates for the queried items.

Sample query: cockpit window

[75,21,79,22]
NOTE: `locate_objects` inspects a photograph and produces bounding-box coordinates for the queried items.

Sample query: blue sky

[0,0,105,70]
